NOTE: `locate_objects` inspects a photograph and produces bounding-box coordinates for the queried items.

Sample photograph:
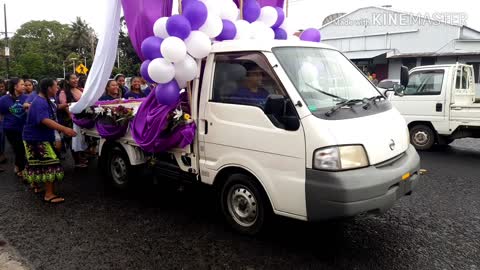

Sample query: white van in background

[388,64,480,150]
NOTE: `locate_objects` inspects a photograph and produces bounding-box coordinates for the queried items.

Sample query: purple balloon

[272,7,285,29]
[183,0,208,30]
[216,20,237,41]
[141,36,163,60]
[243,0,261,23]
[300,28,321,42]
[155,80,180,105]
[274,28,287,40]
[141,60,155,84]
[166,15,192,40]
[182,0,196,8]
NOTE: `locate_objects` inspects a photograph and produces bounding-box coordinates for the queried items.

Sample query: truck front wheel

[220,174,271,235]
[410,124,435,150]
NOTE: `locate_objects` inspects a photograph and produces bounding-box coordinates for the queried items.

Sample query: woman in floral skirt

[23,78,77,203]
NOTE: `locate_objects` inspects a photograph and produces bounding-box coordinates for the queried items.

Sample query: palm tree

[68,17,97,63]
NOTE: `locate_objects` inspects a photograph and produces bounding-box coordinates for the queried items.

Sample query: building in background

[320,6,480,92]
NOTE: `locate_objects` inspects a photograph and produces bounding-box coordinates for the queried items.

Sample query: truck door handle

[204,120,208,134]
[436,103,443,112]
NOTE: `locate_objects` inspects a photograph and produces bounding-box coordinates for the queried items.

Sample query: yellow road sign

[76,63,89,75]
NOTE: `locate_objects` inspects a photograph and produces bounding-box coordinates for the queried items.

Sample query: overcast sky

[2,0,480,37]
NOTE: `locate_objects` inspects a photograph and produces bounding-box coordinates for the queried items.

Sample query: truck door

[197,51,307,217]
[390,69,448,132]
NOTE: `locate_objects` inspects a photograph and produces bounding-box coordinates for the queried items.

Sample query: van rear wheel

[410,125,435,150]
[220,174,270,235]
[107,146,131,190]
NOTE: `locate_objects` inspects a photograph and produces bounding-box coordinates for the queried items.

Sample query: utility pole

[4,4,9,79]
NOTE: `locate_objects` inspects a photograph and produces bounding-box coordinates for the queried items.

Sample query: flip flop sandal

[43,196,65,204]
[74,163,88,168]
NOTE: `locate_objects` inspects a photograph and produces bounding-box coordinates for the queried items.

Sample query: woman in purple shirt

[0,78,27,177]
[23,79,76,203]
[123,77,146,99]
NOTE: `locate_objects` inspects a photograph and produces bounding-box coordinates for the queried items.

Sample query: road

[0,139,479,270]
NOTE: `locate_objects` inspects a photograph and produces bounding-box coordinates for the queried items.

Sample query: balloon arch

[122,0,322,106]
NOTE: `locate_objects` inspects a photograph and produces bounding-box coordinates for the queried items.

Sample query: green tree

[10,20,71,79]
[116,16,141,77]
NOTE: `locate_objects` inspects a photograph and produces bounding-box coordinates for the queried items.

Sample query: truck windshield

[273,47,381,111]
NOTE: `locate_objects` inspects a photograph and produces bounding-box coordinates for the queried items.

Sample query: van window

[211,52,287,108]
[404,70,444,95]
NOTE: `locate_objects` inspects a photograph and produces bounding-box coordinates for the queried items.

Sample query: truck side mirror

[400,66,409,88]
[264,94,300,131]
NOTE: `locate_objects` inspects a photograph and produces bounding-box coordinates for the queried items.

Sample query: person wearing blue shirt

[99,80,121,101]
[0,79,6,172]
[114,74,130,97]
[0,78,28,177]
[230,63,270,107]
[23,78,76,203]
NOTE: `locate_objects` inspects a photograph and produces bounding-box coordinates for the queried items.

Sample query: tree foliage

[2,17,140,80]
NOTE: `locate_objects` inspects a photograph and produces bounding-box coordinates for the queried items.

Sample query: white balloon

[199,0,221,16]
[148,58,175,84]
[174,55,198,82]
[161,37,187,63]
[199,13,223,38]
[185,31,212,59]
[250,21,273,40]
[153,17,169,38]
[264,27,275,40]
[258,6,278,28]
[220,1,239,22]
[177,80,188,89]
[234,20,251,40]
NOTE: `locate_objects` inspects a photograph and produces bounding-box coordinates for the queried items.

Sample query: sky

[1,0,480,37]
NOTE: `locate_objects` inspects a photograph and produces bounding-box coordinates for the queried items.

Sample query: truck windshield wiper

[362,95,386,109]
[305,83,347,102]
[325,99,366,117]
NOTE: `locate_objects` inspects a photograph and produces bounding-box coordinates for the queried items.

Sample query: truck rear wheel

[410,124,435,150]
[107,146,131,190]
[220,174,271,235]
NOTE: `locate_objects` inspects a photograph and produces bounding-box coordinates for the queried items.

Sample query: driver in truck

[231,63,271,107]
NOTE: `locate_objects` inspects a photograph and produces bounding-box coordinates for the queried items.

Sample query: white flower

[94,107,105,114]
[173,108,183,121]
[107,109,112,117]
[85,107,94,114]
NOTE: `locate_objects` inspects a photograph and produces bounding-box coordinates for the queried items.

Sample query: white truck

[388,64,480,150]
[83,40,421,234]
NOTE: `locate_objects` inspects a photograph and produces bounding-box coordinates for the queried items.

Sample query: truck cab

[389,64,480,150]
[88,40,421,235]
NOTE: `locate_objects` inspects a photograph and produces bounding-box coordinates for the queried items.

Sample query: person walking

[23,78,77,203]
[57,73,88,167]
[0,78,28,178]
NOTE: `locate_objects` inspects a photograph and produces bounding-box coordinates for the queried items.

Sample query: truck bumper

[305,144,420,221]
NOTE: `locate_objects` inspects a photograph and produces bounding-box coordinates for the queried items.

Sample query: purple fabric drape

[121,0,173,60]
[96,121,130,140]
[131,92,196,153]
[72,115,95,129]
[234,0,284,8]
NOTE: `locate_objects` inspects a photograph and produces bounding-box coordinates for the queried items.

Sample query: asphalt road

[0,139,479,270]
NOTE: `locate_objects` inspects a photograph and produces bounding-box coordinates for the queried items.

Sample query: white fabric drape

[69,0,122,114]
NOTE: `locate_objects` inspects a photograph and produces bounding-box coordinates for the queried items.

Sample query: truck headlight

[313,145,369,171]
